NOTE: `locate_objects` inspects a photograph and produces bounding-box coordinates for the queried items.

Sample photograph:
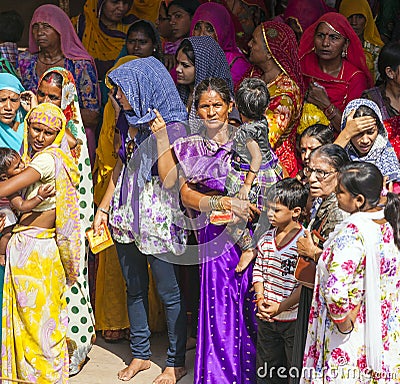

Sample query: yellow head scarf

[23,103,81,286]
[339,0,383,47]
[72,0,161,62]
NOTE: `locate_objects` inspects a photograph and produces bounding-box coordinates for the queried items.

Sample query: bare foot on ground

[235,249,256,272]
[153,366,187,384]
[117,358,151,381]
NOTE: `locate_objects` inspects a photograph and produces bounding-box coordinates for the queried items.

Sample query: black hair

[235,78,269,120]
[194,77,231,110]
[176,38,195,65]
[41,71,63,89]
[353,104,384,134]
[167,0,200,17]
[378,41,400,81]
[0,10,24,43]
[309,144,350,171]
[126,20,162,61]
[338,162,400,249]
[0,147,20,177]
[266,177,308,210]
[297,123,334,159]
[299,124,334,146]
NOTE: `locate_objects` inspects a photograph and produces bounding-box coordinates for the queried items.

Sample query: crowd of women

[0,0,399,383]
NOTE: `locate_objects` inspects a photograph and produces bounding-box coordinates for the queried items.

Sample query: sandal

[102,329,126,343]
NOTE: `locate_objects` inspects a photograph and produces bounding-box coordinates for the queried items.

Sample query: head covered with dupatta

[341,98,400,182]
[23,103,81,286]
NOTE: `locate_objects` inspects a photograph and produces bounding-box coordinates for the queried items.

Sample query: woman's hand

[335,110,377,148]
[108,90,121,121]
[20,91,38,112]
[37,184,56,199]
[297,230,317,259]
[150,109,167,140]
[93,209,109,236]
[306,82,331,111]
[230,197,250,220]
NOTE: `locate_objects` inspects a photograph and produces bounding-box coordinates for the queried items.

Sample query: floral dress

[17,52,99,113]
[266,72,302,177]
[301,218,400,384]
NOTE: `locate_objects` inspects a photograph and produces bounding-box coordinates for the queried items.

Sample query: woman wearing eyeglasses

[291,144,350,383]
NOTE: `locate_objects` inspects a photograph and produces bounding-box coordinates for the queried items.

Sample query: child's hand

[38,184,56,199]
[256,299,275,322]
[0,254,5,267]
[238,184,251,200]
[263,300,281,318]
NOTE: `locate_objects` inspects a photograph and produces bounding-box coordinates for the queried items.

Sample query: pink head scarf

[29,4,94,63]
[190,2,239,54]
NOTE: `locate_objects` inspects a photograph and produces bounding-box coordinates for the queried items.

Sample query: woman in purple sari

[152,77,260,383]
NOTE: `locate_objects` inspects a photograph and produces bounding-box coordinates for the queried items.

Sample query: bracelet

[209,195,225,211]
[98,207,109,215]
[36,194,44,201]
[249,168,258,175]
[337,319,354,334]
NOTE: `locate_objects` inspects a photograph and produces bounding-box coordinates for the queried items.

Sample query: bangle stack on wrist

[209,195,225,210]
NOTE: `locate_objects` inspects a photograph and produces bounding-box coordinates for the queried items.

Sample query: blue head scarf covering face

[108,56,188,187]
[341,98,400,182]
[0,73,26,152]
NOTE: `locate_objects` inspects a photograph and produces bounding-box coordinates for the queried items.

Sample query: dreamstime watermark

[257,362,400,381]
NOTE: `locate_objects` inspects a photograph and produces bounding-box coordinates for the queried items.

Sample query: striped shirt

[253,226,304,321]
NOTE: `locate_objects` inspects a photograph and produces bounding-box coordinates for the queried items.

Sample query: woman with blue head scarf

[93,56,189,382]
[0,73,25,152]
[339,98,400,192]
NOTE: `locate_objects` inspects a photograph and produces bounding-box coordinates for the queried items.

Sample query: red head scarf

[298,12,373,87]
[29,4,94,65]
[261,20,305,97]
[284,0,331,33]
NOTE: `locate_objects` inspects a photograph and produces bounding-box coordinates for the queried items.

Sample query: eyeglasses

[303,166,336,181]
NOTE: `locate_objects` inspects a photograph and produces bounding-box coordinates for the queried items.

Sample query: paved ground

[70,332,195,384]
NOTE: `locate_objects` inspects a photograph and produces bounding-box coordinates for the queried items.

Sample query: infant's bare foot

[117,358,151,381]
[153,366,187,384]
[235,249,256,272]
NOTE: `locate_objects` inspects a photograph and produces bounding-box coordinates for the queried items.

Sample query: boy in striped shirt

[253,178,308,383]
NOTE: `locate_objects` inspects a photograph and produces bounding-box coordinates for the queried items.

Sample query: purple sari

[173,133,257,384]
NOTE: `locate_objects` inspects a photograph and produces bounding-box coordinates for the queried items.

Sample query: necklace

[37,54,64,66]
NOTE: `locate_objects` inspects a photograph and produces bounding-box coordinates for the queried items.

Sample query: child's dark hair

[235,78,269,120]
[353,104,384,134]
[339,162,400,249]
[266,178,308,210]
[0,10,24,43]
[194,77,231,110]
[0,147,20,176]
